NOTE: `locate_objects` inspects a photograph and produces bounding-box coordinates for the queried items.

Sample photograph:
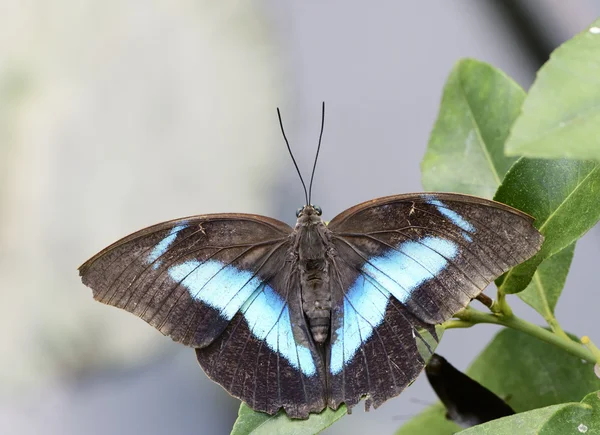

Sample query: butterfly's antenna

[308,101,325,205]
[277,107,309,206]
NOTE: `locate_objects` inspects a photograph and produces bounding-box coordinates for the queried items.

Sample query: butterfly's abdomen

[296,219,333,345]
[300,258,332,344]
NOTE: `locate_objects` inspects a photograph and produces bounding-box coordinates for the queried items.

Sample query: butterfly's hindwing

[195,259,327,418]
[327,238,439,410]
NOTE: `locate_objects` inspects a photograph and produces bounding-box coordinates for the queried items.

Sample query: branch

[453,306,596,364]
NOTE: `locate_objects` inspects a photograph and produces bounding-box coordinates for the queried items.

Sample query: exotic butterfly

[79,104,543,418]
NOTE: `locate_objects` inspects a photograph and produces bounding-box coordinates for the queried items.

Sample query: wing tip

[77,262,89,276]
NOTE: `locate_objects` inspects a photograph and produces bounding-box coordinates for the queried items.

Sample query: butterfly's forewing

[326,193,543,410]
[79,214,294,348]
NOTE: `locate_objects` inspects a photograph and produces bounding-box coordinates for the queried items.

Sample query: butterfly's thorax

[294,207,333,344]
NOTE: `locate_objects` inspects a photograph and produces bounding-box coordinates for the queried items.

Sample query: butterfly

[79,104,543,418]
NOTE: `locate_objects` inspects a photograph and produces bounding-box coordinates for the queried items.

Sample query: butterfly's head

[296,204,323,219]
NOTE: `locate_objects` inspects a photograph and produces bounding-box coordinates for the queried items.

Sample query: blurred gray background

[2,1,599,434]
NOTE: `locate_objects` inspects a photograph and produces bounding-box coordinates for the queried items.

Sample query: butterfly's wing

[326,192,543,410]
[79,213,327,417]
[327,252,438,411]
[195,260,327,418]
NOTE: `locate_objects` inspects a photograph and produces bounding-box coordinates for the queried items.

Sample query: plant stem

[454,307,596,363]
[495,287,513,316]
[581,336,600,364]
[443,319,474,329]
[547,317,571,341]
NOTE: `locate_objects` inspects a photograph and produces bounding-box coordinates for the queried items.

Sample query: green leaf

[466,329,600,412]
[421,58,523,198]
[396,329,600,434]
[456,404,580,434]
[230,403,347,435]
[494,158,600,293]
[457,391,600,435]
[517,243,576,319]
[539,391,600,434]
[505,18,600,161]
[394,404,460,435]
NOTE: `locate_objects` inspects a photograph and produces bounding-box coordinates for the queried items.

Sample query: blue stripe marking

[363,236,458,304]
[168,259,260,320]
[148,224,188,268]
[242,291,316,376]
[169,259,316,377]
[330,236,458,374]
[330,275,390,375]
[427,199,476,234]
[418,236,459,261]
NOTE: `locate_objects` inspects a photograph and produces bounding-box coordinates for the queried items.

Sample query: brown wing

[325,192,543,411]
[79,213,293,348]
[328,192,543,323]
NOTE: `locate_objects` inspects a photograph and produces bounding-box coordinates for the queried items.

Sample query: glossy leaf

[539,392,600,435]
[518,243,575,318]
[421,58,523,198]
[505,18,600,161]
[420,59,580,318]
[457,391,600,435]
[466,329,600,412]
[494,158,600,293]
[456,404,580,435]
[230,403,347,435]
[396,329,600,434]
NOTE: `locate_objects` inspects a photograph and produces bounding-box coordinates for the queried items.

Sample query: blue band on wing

[169,259,317,377]
[427,199,476,241]
[147,224,188,268]
[330,236,458,374]
[241,288,317,376]
[330,275,390,375]
[362,236,458,304]
[169,259,260,320]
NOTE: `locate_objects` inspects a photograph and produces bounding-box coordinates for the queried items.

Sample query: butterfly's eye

[296,207,304,217]
[313,205,322,216]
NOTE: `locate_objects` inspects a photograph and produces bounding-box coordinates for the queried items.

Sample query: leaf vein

[458,72,502,186]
